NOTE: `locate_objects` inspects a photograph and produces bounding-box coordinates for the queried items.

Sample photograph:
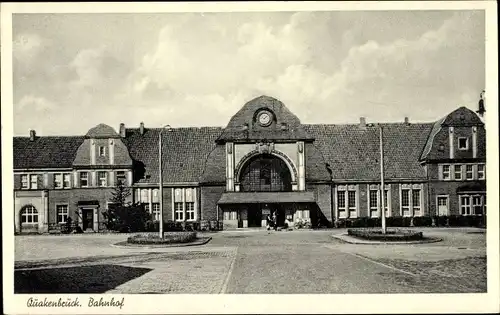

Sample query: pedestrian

[272,212,277,231]
[266,214,272,231]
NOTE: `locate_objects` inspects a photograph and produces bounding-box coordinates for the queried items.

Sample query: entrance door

[247,204,262,227]
[437,196,449,216]
[82,208,94,231]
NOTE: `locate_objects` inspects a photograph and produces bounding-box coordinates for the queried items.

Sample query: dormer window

[458,137,468,150]
[99,146,106,157]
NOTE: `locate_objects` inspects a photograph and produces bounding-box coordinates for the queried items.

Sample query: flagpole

[380,125,387,234]
[159,129,164,238]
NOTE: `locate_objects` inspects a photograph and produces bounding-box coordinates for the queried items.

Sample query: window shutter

[109,171,115,186]
[438,165,443,180]
[47,173,54,189]
[74,172,79,188]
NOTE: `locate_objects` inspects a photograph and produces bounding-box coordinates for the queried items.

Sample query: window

[478,164,485,180]
[174,202,184,221]
[472,196,483,215]
[54,173,71,189]
[337,191,346,218]
[79,172,89,187]
[348,190,357,218]
[465,165,473,180]
[454,165,462,180]
[30,174,38,189]
[412,189,421,216]
[186,202,195,221]
[369,190,378,218]
[458,137,468,150]
[63,173,71,188]
[57,205,69,223]
[442,165,451,180]
[99,146,106,157]
[143,203,150,213]
[116,171,127,185]
[239,155,292,192]
[20,206,38,223]
[21,175,29,189]
[152,203,160,221]
[97,171,107,187]
[383,189,390,217]
[460,196,471,215]
[401,189,410,217]
[54,174,63,188]
[224,211,237,221]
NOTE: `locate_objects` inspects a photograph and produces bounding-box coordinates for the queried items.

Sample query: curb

[331,234,442,245]
[111,237,212,249]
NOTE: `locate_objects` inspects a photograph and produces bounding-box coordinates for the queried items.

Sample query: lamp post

[379,125,387,234]
[158,125,170,238]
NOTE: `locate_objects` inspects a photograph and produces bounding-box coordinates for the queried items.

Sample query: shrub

[347,228,423,241]
[127,232,197,244]
[413,216,433,227]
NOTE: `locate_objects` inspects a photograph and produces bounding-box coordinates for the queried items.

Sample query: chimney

[29,129,36,141]
[119,123,126,138]
[359,117,366,129]
[139,122,145,135]
[477,90,485,117]
[404,117,409,125]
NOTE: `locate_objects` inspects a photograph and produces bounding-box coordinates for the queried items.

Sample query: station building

[13,95,486,233]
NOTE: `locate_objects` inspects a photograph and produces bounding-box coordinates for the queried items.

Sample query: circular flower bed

[347,228,423,242]
[127,232,197,245]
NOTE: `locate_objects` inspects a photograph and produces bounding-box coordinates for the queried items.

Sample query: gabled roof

[304,123,434,181]
[124,127,223,184]
[217,95,314,142]
[420,107,484,161]
[442,106,484,126]
[13,136,85,169]
[85,123,120,138]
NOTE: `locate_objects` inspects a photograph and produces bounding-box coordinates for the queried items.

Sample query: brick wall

[200,185,225,221]
[308,183,332,223]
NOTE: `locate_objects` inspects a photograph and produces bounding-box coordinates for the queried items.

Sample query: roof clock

[257,110,273,127]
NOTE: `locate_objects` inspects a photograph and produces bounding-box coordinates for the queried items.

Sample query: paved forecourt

[14,228,486,294]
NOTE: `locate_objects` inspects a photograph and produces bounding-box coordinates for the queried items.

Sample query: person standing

[266,213,272,231]
[272,212,277,231]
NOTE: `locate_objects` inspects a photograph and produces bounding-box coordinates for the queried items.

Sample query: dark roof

[217,95,314,142]
[303,123,434,181]
[442,106,484,126]
[218,191,316,204]
[13,136,85,169]
[85,124,120,138]
[420,118,445,161]
[420,107,485,161]
[124,127,222,184]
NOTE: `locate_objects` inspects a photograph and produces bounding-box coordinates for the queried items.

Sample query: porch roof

[218,191,315,204]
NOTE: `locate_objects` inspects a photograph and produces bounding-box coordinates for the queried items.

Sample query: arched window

[21,205,38,223]
[240,154,292,192]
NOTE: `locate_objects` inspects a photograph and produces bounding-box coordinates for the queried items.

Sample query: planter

[347,228,424,242]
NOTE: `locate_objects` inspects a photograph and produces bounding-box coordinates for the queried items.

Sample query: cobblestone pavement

[14,228,486,294]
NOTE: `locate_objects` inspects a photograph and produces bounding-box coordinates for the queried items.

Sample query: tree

[102,180,149,232]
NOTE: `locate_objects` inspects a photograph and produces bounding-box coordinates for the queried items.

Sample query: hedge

[347,228,424,241]
[127,232,197,244]
[144,220,221,232]
[335,215,486,228]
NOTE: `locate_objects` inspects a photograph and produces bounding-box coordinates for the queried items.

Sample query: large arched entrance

[239,154,292,192]
[238,154,292,227]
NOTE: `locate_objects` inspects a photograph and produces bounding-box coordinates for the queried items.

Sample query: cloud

[13,33,44,62]
[12,11,484,135]
[16,95,57,112]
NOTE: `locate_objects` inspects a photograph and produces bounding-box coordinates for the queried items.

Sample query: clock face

[258,111,272,126]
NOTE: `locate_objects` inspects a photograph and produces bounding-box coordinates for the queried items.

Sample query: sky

[12,10,485,136]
